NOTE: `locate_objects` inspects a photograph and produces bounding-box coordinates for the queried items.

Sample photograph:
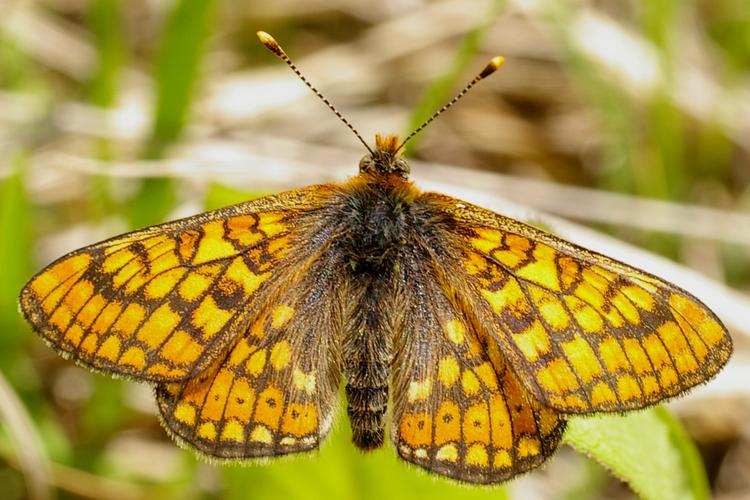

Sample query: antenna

[396,55,506,154]
[257,31,373,154]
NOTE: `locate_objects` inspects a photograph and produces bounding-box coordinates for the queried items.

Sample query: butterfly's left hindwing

[20,185,336,383]
[156,245,347,458]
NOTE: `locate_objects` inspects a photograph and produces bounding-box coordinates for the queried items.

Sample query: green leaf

[563,407,709,500]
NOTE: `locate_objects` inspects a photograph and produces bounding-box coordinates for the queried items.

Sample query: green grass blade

[130,0,218,229]
[0,152,32,368]
[402,0,506,156]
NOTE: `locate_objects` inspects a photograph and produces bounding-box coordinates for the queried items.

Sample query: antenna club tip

[480,56,506,78]
[257,31,285,57]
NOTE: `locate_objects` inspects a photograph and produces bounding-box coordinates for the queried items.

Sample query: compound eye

[359,156,372,171]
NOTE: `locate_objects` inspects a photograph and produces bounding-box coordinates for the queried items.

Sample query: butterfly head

[359,133,410,179]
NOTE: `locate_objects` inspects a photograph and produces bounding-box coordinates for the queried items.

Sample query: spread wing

[418,193,732,414]
[391,247,566,484]
[156,245,347,458]
[20,185,338,382]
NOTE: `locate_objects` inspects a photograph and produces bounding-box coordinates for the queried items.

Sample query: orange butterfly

[20,32,731,484]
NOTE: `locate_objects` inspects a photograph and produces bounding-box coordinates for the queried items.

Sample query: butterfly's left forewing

[20,185,337,383]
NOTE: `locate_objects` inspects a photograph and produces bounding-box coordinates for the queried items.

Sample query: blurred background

[1,0,749,499]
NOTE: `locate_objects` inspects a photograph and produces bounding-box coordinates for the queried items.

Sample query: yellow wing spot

[267,236,291,258]
[137,303,179,348]
[464,402,490,444]
[197,422,216,440]
[598,337,630,373]
[226,257,266,296]
[471,228,501,253]
[120,347,145,370]
[590,381,617,406]
[474,362,498,390]
[436,444,458,462]
[564,296,604,333]
[255,385,284,429]
[77,294,106,327]
[407,378,432,402]
[621,285,656,312]
[177,231,199,261]
[250,425,273,444]
[225,379,255,419]
[658,365,679,388]
[257,212,287,237]
[269,341,292,370]
[63,280,94,314]
[220,420,245,443]
[673,313,709,362]
[91,301,123,335]
[228,339,252,367]
[96,336,121,362]
[246,349,266,377]
[641,375,660,395]
[642,334,671,369]
[444,320,465,345]
[49,307,72,332]
[512,319,551,362]
[529,285,570,331]
[461,370,481,396]
[40,273,81,315]
[517,437,540,458]
[435,402,460,445]
[112,303,146,337]
[537,359,580,394]
[622,338,652,374]
[178,272,213,302]
[493,450,512,468]
[438,356,460,388]
[64,324,84,345]
[466,444,489,467]
[658,321,698,374]
[609,289,641,324]
[174,402,196,425]
[111,258,144,289]
[193,220,237,265]
[561,336,603,384]
[271,305,295,329]
[481,277,530,318]
[201,369,233,421]
[400,413,432,447]
[669,294,725,346]
[515,245,560,291]
[161,330,202,365]
[144,268,186,300]
[102,248,135,275]
[293,368,316,394]
[191,295,233,340]
[616,374,642,401]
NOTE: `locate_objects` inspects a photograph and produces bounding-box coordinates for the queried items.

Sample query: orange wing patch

[20,186,332,382]
[428,194,732,413]
[392,257,565,484]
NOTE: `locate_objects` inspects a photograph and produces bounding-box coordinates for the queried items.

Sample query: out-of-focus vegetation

[1,1,748,499]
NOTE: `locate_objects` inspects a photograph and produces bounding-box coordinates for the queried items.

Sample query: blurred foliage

[0,0,747,499]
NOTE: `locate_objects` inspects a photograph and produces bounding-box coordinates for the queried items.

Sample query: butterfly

[20,32,732,485]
